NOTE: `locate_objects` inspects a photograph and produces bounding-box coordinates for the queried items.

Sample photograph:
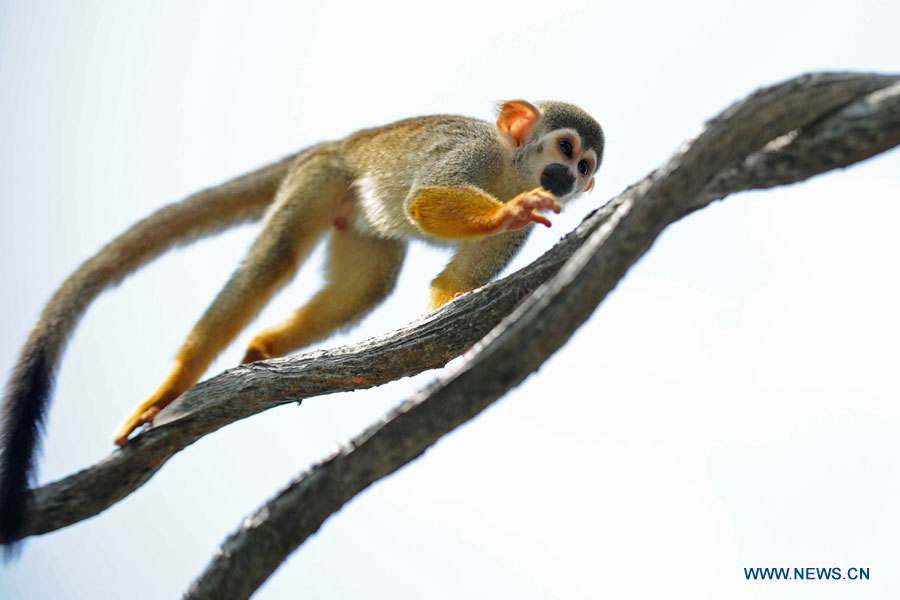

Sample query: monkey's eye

[559,139,573,159]
[578,160,590,176]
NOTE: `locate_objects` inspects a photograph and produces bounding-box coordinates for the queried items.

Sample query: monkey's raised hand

[493,187,561,232]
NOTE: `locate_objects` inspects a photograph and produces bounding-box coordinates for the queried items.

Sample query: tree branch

[181,72,900,599]
[21,73,899,555]
[24,164,606,538]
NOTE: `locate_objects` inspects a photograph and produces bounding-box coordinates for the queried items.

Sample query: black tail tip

[0,506,28,561]
[0,479,31,558]
[1,340,55,560]
[1,539,24,562]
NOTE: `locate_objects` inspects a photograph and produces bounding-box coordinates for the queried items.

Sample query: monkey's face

[531,128,599,200]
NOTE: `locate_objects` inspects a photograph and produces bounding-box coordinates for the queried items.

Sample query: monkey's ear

[496,100,541,148]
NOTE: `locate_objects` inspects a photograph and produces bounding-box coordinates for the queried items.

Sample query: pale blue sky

[1,1,898,598]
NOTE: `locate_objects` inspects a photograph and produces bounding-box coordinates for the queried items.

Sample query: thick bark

[13,74,898,598]
[183,72,899,599]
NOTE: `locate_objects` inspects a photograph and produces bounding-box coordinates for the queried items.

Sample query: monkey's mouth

[540,163,575,197]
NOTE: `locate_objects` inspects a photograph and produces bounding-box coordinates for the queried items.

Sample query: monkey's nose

[540,163,575,197]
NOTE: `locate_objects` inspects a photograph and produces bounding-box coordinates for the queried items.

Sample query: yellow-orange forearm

[409,187,507,238]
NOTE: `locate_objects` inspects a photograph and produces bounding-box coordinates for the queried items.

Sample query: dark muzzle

[540,163,575,197]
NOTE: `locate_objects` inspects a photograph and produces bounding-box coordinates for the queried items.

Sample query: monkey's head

[497,100,604,201]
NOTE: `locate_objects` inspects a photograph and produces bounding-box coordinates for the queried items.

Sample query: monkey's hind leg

[113,152,346,445]
[242,229,407,363]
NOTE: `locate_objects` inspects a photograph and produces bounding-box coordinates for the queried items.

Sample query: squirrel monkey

[0,100,603,547]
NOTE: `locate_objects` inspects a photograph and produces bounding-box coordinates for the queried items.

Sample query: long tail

[0,151,299,552]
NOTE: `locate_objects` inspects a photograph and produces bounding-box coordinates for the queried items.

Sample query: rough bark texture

[24,209,592,537]
[184,72,900,599]
[12,72,899,598]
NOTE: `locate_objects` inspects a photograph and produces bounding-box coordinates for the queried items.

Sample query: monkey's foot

[113,405,160,446]
[242,340,274,364]
[113,366,194,445]
[496,188,561,232]
[427,285,474,310]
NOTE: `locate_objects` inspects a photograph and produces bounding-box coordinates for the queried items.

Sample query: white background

[0,1,898,598]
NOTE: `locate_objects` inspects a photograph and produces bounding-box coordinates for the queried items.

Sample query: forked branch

[17,75,899,598]
[183,72,900,599]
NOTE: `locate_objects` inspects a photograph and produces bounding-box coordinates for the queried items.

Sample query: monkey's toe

[242,345,272,364]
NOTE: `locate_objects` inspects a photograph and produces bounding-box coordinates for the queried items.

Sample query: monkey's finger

[528,196,560,215]
[139,407,160,425]
[113,419,139,446]
[531,211,552,227]
[528,186,556,199]
[519,187,552,204]
[524,191,560,214]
